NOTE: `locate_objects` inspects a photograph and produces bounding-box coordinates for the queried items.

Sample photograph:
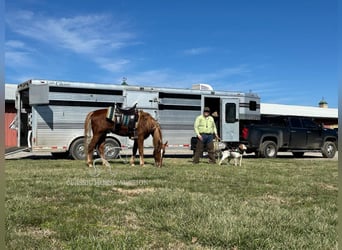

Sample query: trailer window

[225,103,236,123]
[249,101,257,111]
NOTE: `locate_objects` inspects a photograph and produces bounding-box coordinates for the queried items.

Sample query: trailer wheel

[98,138,120,160]
[259,141,277,158]
[70,138,86,160]
[321,141,337,158]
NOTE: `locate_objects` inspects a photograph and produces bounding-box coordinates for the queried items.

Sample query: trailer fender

[259,134,280,149]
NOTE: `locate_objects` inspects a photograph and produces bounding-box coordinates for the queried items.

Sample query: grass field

[5,155,337,249]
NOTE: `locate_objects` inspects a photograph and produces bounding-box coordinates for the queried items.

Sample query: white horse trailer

[15,79,260,159]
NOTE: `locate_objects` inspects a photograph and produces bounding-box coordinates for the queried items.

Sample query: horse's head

[153,140,168,167]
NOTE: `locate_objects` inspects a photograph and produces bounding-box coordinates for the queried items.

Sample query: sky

[5,0,338,108]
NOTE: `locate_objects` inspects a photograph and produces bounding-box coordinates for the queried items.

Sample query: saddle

[116,103,137,115]
[106,103,138,138]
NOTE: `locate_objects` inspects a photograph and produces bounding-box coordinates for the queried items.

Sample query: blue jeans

[201,133,214,144]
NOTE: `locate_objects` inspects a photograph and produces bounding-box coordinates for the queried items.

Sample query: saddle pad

[106,106,115,122]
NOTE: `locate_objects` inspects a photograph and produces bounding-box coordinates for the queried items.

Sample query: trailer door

[221,98,239,142]
[125,90,158,117]
[125,90,159,148]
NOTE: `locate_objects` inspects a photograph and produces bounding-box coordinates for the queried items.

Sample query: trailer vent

[191,84,213,91]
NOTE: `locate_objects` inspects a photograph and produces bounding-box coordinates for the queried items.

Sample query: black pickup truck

[240,116,338,158]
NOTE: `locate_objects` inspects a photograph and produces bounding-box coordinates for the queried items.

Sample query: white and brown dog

[218,144,247,166]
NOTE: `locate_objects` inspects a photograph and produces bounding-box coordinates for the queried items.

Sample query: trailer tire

[70,138,86,160]
[321,141,337,158]
[259,141,277,158]
[98,138,120,160]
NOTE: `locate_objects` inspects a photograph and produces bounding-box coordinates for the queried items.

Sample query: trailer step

[5,147,30,156]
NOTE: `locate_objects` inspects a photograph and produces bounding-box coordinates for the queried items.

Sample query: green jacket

[194,115,217,136]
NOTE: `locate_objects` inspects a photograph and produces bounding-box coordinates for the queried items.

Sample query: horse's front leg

[138,139,145,167]
[130,140,138,166]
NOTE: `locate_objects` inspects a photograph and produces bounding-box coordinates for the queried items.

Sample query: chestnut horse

[84,108,167,168]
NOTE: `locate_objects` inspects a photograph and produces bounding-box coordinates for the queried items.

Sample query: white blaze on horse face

[159,149,164,166]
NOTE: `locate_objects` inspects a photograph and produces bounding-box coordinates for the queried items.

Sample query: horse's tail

[84,111,93,155]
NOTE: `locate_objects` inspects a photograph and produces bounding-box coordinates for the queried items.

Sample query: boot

[193,140,204,164]
[207,141,216,164]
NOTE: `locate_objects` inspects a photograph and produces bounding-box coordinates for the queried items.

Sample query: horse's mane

[152,122,163,143]
[138,110,163,144]
[138,111,158,131]
[153,124,162,139]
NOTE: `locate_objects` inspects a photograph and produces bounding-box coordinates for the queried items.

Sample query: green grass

[6,156,337,249]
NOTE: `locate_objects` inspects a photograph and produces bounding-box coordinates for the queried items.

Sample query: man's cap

[203,107,210,112]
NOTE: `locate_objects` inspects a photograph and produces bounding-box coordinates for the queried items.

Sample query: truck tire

[259,141,278,158]
[70,138,86,160]
[98,138,120,160]
[321,141,337,158]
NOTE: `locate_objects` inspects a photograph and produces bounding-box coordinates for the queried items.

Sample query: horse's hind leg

[87,134,103,168]
[98,135,110,167]
[87,136,99,167]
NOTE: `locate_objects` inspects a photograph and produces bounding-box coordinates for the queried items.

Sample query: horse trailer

[14,79,260,159]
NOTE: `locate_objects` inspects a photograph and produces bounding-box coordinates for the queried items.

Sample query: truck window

[225,103,236,123]
[289,118,302,128]
[302,118,318,129]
